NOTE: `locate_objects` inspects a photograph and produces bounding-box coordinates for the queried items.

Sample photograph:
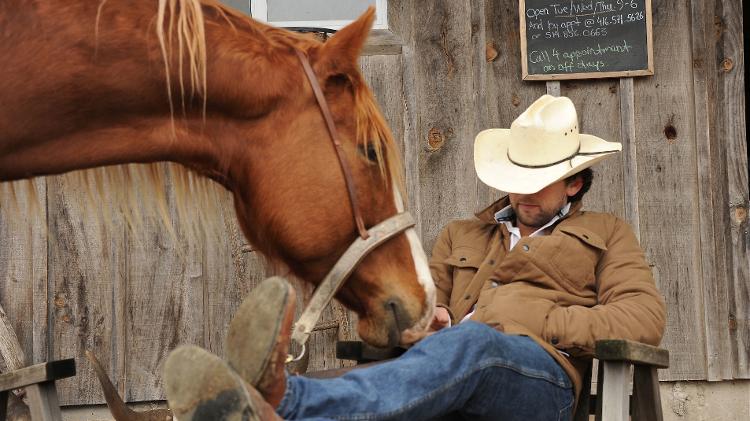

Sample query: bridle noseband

[287,49,416,361]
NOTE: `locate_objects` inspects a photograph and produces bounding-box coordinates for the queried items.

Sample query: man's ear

[312,7,375,77]
[565,175,584,197]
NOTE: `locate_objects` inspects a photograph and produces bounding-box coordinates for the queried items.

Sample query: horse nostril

[384,298,412,337]
[385,300,401,347]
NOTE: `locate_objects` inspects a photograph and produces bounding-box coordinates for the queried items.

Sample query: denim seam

[477,357,572,388]
[332,358,572,421]
[557,392,575,421]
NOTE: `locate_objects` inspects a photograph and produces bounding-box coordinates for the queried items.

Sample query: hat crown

[507,95,580,167]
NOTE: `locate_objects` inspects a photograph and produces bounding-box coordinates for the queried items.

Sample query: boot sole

[226,276,295,386]
[164,345,260,421]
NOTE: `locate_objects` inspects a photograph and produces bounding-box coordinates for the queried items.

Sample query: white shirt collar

[494,202,571,250]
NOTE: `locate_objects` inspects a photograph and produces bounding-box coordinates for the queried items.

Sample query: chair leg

[633,365,663,421]
[572,361,592,421]
[601,361,630,421]
[25,382,62,421]
[595,360,603,421]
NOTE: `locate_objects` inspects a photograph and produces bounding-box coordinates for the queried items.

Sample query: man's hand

[429,306,451,331]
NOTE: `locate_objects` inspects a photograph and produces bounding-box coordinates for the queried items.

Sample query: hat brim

[474,129,622,194]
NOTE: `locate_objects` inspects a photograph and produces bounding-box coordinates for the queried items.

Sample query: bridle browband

[287,49,417,361]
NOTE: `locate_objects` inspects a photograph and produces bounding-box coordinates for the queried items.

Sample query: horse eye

[358,143,379,162]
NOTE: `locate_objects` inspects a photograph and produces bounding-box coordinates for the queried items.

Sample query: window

[224,1,388,30]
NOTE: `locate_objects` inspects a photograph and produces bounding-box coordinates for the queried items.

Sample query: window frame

[249,0,389,30]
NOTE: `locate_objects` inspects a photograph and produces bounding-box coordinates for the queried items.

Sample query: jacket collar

[474,195,584,225]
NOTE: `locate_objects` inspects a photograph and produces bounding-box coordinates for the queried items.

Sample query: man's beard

[514,204,565,229]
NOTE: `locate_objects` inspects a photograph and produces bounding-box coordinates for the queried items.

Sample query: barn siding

[0,0,747,407]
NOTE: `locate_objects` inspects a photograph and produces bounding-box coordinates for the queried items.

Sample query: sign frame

[519,0,654,80]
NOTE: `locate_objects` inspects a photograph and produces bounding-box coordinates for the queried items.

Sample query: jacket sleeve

[543,217,667,354]
[429,224,455,320]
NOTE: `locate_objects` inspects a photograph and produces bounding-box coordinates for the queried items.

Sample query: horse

[0,0,435,381]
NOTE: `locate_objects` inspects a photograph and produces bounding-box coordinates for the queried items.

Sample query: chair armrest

[0,359,76,392]
[595,339,669,368]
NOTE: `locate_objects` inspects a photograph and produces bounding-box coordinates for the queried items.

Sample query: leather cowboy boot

[226,276,296,408]
[164,345,281,421]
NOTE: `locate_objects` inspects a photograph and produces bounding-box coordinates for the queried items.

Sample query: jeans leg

[277,322,574,421]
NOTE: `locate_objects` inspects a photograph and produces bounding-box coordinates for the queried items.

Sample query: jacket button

[489,259,495,265]
[551,337,559,345]
[459,257,467,262]
[522,245,530,251]
[464,294,471,300]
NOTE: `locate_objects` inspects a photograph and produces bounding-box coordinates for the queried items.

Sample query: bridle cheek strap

[288,49,417,364]
[295,48,370,240]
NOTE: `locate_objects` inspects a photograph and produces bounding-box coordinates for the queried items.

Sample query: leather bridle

[287,49,417,360]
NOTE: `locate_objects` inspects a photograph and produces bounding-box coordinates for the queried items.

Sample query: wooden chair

[308,339,669,421]
[575,340,670,421]
[0,359,76,421]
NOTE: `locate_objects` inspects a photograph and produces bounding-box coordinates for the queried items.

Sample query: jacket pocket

[550,226,607,289]
[444,247,484,306]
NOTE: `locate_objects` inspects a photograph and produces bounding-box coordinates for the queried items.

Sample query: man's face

[508,177,583,235]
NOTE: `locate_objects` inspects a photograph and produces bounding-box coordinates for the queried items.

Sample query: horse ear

[313,7,376,76]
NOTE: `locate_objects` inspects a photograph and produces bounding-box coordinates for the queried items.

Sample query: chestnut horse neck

[289,50,416,356]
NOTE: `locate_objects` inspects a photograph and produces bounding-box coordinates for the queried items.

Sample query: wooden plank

[0,360,75,392]
[632,0,706,380]
[471,0,489,203]
[388,0,424,235]
[391,0,487,252]
[618,78,640,238]
[600,361,630,421]
[562,78,626,217]
[572,362,592,421]
[689,0,735,381]
[123,164,204,402]
[715,0,750,379]
[31,179,49,366]
[305,328,342,372]
[0,180,46,370]
[46,172,123,405]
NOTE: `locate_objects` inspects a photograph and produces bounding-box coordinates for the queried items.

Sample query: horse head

[227,9,435,347]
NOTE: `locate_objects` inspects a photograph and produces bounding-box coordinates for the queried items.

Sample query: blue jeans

[277,322,574,421]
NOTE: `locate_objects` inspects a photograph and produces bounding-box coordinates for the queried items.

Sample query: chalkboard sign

[520,0,653,80]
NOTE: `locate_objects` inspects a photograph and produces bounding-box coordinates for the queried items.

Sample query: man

[163,95,666,421]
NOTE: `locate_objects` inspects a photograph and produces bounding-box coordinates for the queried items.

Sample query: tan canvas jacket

[429,196,666,399]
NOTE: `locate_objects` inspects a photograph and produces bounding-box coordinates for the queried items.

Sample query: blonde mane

[2,0,403,249]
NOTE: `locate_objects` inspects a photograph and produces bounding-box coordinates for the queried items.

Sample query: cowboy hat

[474,95,622,194]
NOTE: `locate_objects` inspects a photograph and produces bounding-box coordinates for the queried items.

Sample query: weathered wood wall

[0,0,747,407]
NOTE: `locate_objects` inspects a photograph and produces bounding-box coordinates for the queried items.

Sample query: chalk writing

[522,0,651,77]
